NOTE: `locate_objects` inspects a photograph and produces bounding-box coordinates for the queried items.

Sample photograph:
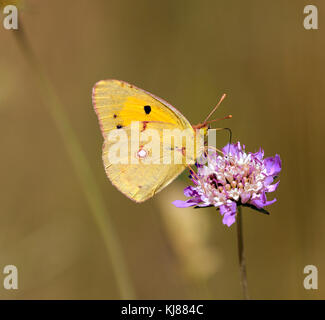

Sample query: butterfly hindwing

[102,122,188,202]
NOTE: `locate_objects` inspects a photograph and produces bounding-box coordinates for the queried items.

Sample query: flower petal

[250,197,277,209]
[197,202,213,208]
[264,154,282,176]
[265,180,280,193]
[252,148,264,161]
[222,213,237,227]
[219,204,227,216]
[249,199,264,209]
[172,200,197,208]
[222,143,240,158]
[219,202,237,227]
[264,176,274,186]
[240,191,251,204]
[183,186,197,197]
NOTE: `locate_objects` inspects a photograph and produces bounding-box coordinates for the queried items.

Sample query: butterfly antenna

[203,93,227,124]
[205,115,232,125]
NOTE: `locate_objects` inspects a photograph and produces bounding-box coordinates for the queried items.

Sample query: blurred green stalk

[237,206,249,300]
[14,21,135,299]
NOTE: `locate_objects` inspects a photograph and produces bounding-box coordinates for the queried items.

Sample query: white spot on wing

[137,149,147,159]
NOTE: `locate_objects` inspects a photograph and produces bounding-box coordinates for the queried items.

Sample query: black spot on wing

[144,105,151,114]
[116,124,123,129]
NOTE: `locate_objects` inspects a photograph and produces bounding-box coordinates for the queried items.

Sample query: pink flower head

[173,142,281,227]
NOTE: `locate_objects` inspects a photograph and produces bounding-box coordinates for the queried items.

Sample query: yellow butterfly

[92,79,229,203]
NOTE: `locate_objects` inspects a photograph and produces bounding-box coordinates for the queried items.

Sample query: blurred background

[0,0,324,299]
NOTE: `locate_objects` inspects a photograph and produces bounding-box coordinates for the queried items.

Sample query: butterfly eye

[144,105,151,114]
[116,124,123,129]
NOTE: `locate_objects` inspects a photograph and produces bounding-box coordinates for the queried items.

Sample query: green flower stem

[14,22,135,299]
[237,206,249,300]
